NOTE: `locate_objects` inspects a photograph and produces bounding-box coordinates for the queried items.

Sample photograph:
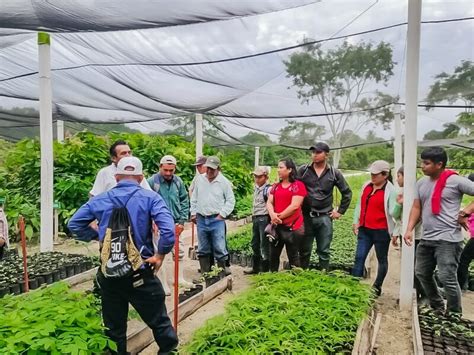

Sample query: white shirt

[190,173,235,218]
[90,163,151,196]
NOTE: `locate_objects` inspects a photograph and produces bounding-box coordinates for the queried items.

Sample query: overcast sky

[1,0,473,142]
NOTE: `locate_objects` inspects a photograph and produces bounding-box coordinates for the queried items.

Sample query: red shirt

[359,183,388,230]
[270,180,307,230]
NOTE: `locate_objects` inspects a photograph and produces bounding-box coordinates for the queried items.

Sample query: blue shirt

[68,180,175,257]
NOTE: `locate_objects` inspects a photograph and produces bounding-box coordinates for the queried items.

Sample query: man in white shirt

[90,140,151,197]
[190,156,235,275]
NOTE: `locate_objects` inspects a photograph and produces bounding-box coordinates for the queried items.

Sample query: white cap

[160,155,177,165]
[369,160,391,174]
[116,157,143,176]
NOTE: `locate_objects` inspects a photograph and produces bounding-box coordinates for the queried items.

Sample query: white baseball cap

[116,157,143,176]
[369,160,391,174]
[160,155,177,165]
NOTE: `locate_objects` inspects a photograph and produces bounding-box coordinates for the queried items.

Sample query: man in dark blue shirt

[68,157,178,354]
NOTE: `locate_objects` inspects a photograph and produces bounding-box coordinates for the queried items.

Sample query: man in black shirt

[297,142,352,270]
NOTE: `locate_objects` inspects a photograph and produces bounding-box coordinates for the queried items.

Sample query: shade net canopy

[0,0,472,144]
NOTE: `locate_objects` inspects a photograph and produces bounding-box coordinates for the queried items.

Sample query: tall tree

[279,120,326,146]
[285,41,395,167]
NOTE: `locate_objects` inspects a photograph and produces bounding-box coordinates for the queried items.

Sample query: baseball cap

[309,142,330,153]
[160,155,177,165]
[204,156,221,169]
[192,156,207,166]
[252,166,270,176]
[116,157,143,176]
[369,160,391,174]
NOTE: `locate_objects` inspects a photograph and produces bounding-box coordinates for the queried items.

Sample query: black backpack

[100,189,143,278]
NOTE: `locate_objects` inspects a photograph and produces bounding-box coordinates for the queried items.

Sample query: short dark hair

[279,158,298,182]
[420,147,448,168]
[468,173,474,182]
[109,140,128,157]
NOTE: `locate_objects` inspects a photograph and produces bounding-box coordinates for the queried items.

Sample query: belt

[309,211,331,217]
[197,213,219,218]
[252,214,269,218]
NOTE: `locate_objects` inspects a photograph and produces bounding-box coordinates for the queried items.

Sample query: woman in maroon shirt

[266,159,307,272]
[351,160,401,296]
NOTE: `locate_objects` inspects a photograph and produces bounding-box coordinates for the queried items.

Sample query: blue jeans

[352,227,390,288]
[302,214,333,269]
[415,239,463,313]
[196,214,228,261]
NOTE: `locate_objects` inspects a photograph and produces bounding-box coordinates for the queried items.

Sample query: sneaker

[372,284,382,297]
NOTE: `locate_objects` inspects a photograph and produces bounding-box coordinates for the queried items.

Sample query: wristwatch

[459,211,471,218]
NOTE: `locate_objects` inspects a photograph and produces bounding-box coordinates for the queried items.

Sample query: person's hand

[352,224,359,236]
[175,224,184,237]
[396,193,404,205]
[391,235,399,247]
[330,210,342,220]
[403,230,413,246]
[191,215,197,224]
[0,237,5,247]
[145,254,165,272]
[270,212,282,225]
[89,220,99,231]
[458,212,469,231]
[215,214,225,221]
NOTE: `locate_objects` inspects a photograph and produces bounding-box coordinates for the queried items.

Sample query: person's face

[253,174,268,187]
[206,167,219,179]
[277,162,291,180]
[111,144,132,164]
[396,173,404,187]
[371,172,387,186]
[160,164,176,181]
[196,164,206,174]
[311,150,328,164]
[421,159,443,177]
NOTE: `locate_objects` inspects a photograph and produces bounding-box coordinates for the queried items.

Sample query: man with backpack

[297,142,352,270]
[244,166,271,274]
[148,155,193,289]
[68,157,178,354]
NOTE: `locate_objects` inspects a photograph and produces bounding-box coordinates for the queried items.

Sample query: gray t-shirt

[253,183,270,216]
[415,175,474,242]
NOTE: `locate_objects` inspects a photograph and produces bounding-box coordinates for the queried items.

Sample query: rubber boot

[156,261,171,296]
[173,258,194,289]
[217,258,231,276]
[244,256,260,275]
[261,259,270,273]
[198,255,212,274]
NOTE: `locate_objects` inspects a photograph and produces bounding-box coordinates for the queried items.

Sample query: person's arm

[178,179,190,224]
[141,177,152,190]
[403,199,422,246]
[146,176,155,191]
[352,189,362,235]
[335,170,352,215]
[67,202,99,242]
[219,181,235,219]
[190,180,198,223]
[89,169,104,198]
[388,187,402,220]
[266,192,282,225]
[459,201,474,231]
[277,195,305,220]
[151,196,175,255]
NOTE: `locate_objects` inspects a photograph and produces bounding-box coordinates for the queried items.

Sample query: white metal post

[394,104,403,186]
[195,114,203,158]
[399,0,422,311]
[57,120,64,142]
[38,32,54,252]
[254,146,260,169]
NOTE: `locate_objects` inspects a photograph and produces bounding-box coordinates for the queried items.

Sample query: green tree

[164,115,226,145]
[285,40,395,167]
[278,120,326,146]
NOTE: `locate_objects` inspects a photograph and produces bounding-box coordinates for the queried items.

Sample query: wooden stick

[19,216,29,293]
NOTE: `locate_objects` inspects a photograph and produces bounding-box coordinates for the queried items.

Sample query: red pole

[19,216,29,293]
[173,226,180,331]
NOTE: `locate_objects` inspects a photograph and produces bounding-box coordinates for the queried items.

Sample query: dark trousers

[415,239,463,314]
[352,227,391,288]
[251,215,270,261]
[458,238,474,289]
[269,225,303,272]
[301,214,333,269]
[97,268,178,354]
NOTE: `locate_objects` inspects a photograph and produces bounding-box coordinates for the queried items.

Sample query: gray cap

[252,166,270,176]
[204,156,221,169]
[160,155,177,165]
[369,160,391,174]
[192,155,207,166]
[309,142,330,153]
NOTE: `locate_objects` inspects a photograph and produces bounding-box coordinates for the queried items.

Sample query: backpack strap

[107,188,141,209]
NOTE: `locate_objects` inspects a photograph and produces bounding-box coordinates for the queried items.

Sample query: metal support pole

[254,146,260,170]
[394,104,403,186]
[195,114,203,158]
[399,0,422,311]
[57,120,64,142]
[38,32,54,252]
